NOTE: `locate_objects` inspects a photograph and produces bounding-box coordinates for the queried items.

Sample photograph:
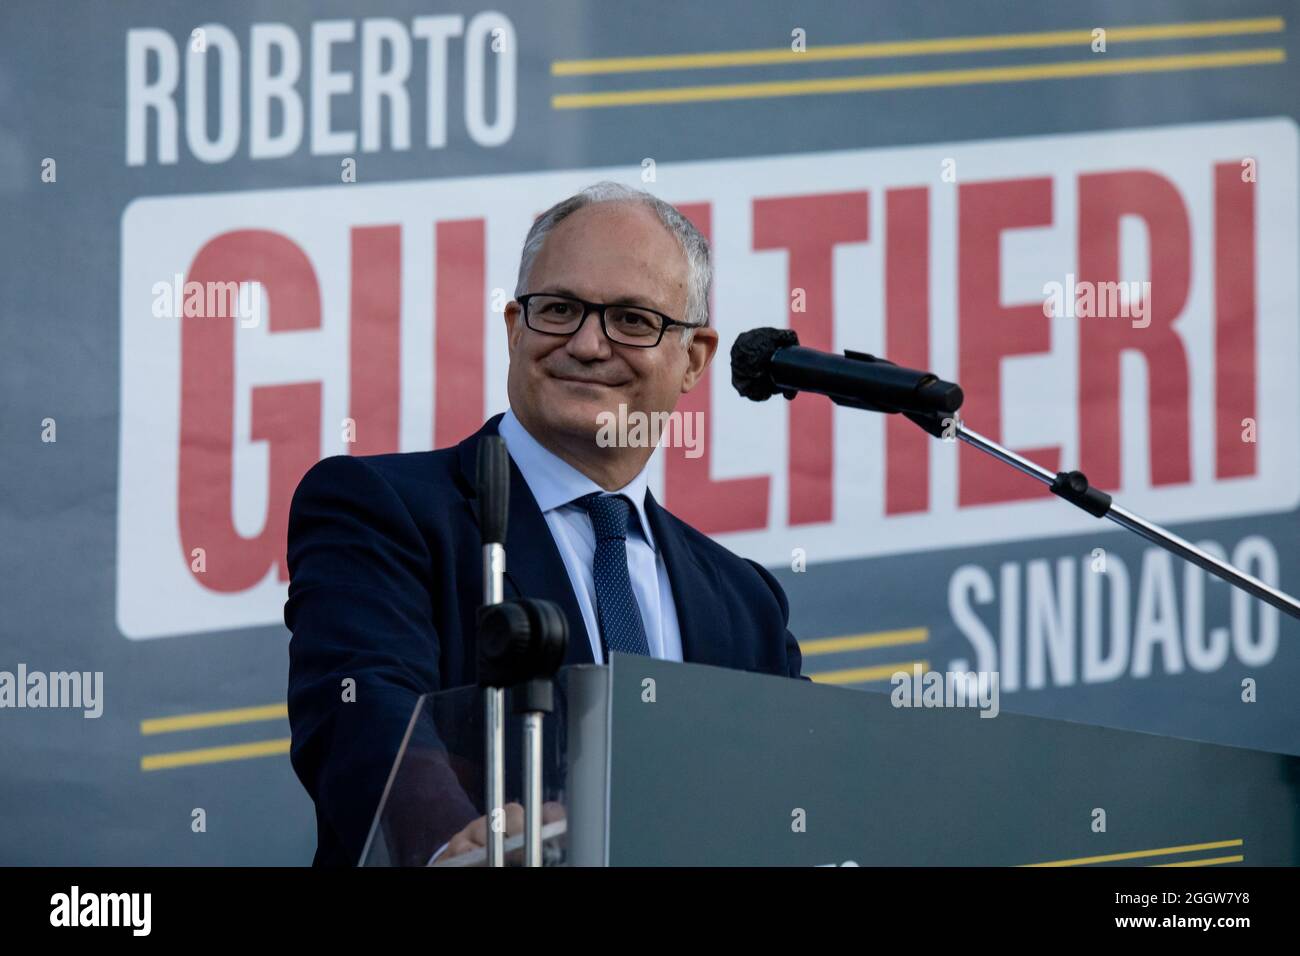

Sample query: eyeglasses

[517,293,696,348]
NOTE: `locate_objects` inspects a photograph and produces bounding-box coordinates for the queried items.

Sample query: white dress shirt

[497,408,684,664]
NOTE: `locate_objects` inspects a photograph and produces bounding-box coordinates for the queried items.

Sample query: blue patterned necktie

[575,492,651,658]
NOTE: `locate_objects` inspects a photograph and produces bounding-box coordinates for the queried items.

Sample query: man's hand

[442,800,567,862]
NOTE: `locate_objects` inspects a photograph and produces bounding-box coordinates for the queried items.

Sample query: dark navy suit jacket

[285,414,806,866]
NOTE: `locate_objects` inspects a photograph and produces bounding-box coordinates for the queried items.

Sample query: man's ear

[504,301,525,351]
[680,326,719,393]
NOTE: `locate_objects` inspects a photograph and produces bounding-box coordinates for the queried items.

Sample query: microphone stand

[899,409,1300,622]
[475,435,570,867]
[483,555,505,869]
[732,327,1300,622]
[477,438,508,868]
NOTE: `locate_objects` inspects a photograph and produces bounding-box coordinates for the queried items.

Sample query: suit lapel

[644,489,736,668]
[455,417,594,666]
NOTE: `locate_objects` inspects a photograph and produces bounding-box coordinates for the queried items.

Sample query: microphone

[731,327,963,416]
[476,436,510,547]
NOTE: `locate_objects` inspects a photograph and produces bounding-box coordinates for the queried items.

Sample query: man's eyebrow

[540,286,667,312]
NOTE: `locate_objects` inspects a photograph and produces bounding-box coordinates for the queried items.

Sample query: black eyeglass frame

[516,292,699,348]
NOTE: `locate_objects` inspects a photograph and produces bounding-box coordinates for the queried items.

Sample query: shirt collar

[498,408,657,551]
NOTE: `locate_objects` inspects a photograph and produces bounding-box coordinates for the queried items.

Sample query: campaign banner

[120,119,1298,640]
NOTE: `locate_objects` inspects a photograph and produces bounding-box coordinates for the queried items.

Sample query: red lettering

[1077,171,1191,488]
[958,178,1060,506]
[662,202,770,534]
[434,219,486,447]
[1214,161,1258,479]
[349,225,401,455]
[753,191,869,525]
[179,230,322,590]
[885,186,931,515]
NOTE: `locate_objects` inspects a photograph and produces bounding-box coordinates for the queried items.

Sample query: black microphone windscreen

[477,436,510,545]
[731,327,800,401]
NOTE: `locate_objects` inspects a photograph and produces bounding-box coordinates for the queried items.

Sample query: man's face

[505,201,717,450]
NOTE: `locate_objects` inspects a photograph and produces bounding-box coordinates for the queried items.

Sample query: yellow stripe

[552,49,1284,109]
[1023,838,1243,867]
[141,738,291,772]
[140,703,288,736]
[553,18,1284,75]
[1155,854,1245,867]
[809,661,929,685]
[802,628,928,656]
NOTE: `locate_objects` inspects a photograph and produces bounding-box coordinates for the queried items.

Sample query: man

[285,182,806,867]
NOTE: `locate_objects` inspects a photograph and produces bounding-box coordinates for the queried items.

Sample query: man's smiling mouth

[549,371,627,387]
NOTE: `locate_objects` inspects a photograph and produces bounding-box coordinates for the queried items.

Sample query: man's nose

[565,306,612,358]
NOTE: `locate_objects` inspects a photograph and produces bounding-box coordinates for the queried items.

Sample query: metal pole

[522,712,543,867]
[955,423,1300,620]
[483,542,505,868]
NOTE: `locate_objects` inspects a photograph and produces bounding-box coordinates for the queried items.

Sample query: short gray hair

[513,181,713,330]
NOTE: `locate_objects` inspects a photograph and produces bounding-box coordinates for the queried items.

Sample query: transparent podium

[358,669,575,867]
[360,655,1300,867]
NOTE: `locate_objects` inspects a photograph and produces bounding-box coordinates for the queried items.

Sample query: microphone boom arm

[903,409,1300,622]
